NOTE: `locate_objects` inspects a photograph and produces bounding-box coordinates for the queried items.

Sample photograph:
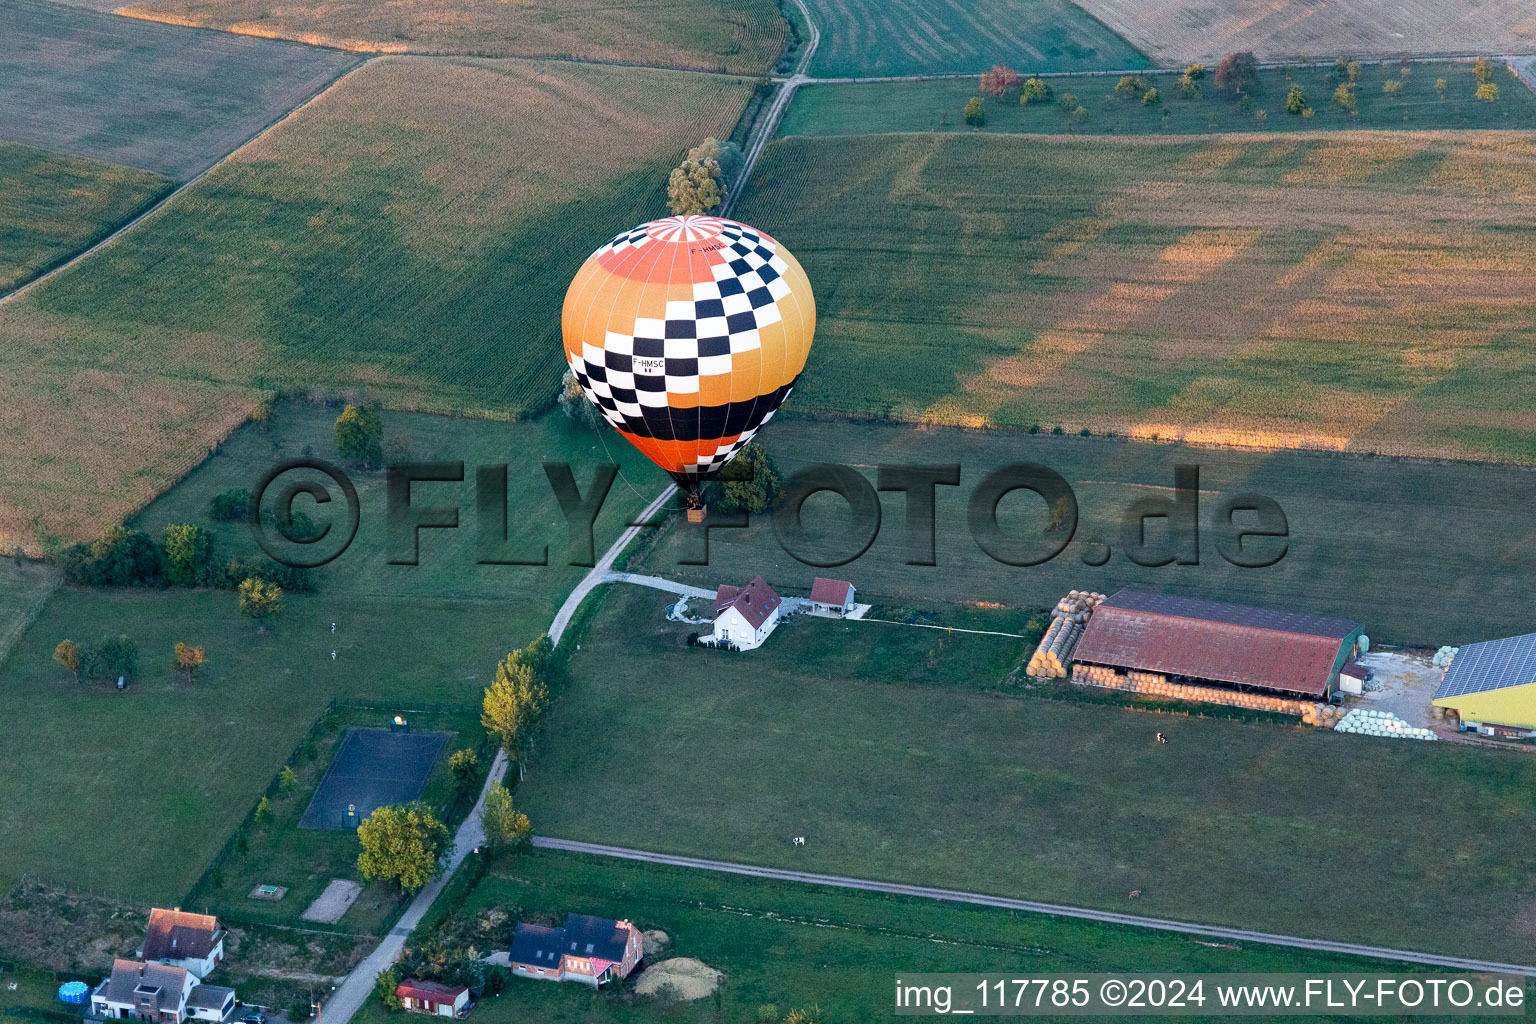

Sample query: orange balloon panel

[562,215,815,483]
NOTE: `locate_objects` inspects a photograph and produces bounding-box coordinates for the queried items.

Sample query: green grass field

[0,56,745,553]
[801,0,1148,78]
[781,61,1536,135]
[0,405,662,902]
[734,130,1536,464]
[348,850,1428,1024]
[0,0,359,179]
[640,418,1536,647]
[0,143,172,293]
[195,707,485,935]
[518,584,1536,966]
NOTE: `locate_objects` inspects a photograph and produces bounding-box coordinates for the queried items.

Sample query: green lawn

[193,707,488,936]
[518,584,1536,965]
[0,405,663,902]
[782,60,1536,135]
[0,143,172,293]
[348,849,1432,1024]
[0,56,747,552]
[734,130,1536,465]
[801,0,1148,78]
[0,0,360,179]
[640,418,1536,647]
[0,559,58,670]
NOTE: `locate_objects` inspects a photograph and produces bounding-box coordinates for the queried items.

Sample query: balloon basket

[686,505,706,524]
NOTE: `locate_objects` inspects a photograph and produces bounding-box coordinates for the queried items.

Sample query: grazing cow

[1128,890,1141,899]
[1155,732,1169,744]
[792,836,806,847]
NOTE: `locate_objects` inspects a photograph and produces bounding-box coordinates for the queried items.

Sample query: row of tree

[52,637,209,685]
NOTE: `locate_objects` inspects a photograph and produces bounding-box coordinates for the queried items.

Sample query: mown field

[0,406,660,901]
[117,0,784,75]
[0,0,359,179]
[734,130,1536,464]
[803,0,1148,78]
[345,851,1428,1024]
[0,57,745,554]
[782,60,1536,135]
[519,584,1536,966]
[0,143,172,293]
[1070,0,1536,64]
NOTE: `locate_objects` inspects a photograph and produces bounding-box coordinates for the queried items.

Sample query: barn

[1432,632,1536,736]
[1071,590,1364,699]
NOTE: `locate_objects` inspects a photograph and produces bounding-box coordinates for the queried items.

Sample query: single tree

[448,748,480,799]
[481,654,549,762]
[375,968,403,1011]
[209,489,251,522]
[1382,79,1402,95]
[1114,75,1145,96]
[173,642,208,683]
[279,765,298,792]
[1141,87,1160,105]
[666,141,738,216]
[706,441,782,515]
[1346,60,1362,83]
[53,639,81,682]
[238,577,283,628]
[335,403,384,467]
[1019,76,1051,104]
[357,801,450,892]
[962,96,985,126]
[1474,58,1493,84]
[1214,51,1259,95]
[1285,83,1306,114]
[557,369,590,422]
[1182,63,1207,81]
[163,524,214,586]
[87,635,138,683]
[978,63,1020,98]
[1332,82,1357,111]
[254,795,274,824]
[480,784,533,853]
[1434,76,1448,96]
[1477,82,1500,102]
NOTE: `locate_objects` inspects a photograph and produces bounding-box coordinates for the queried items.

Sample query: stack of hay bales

[1070,663,1313,716]
[1432,646,1458,669]
[1301,703,1346,728]
[1027,590,1106,678]
[1334,708,1437,740]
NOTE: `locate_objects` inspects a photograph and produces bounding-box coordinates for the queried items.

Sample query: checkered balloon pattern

[562,215,815,486]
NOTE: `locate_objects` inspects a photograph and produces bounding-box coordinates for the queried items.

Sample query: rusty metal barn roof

[1072,590,1360,696]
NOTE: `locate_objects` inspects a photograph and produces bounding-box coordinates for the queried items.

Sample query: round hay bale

[643,930,671,957]
[633,958,722,1001]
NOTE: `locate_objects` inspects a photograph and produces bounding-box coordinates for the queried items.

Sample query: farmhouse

[508,913,643,987]
[89,959,237,1023]
[711,576,782,650]
[808,577,856,617]
[1072,590,1364,699]
[394,980,470,1017]
[1432,632,1536,736]
[139,909,224,979]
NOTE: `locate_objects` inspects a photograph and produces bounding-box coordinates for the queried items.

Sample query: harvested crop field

[1071,0,1536,64]
[0,57,749,552]
[116,0,785,75]
[803,0,1148,77]
[0,143,172,293]
[735,130,1536,463]
[0,0,360,179]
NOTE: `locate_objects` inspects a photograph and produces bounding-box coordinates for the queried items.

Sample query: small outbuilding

[711,576,782,650]
[808,577,856,617]
[1433,631,1536,737]
[396,980,470,1018]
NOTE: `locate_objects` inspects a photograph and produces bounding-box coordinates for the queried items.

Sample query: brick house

[90,959,236,1023]
[508,913,643,987]
[139,909,225,980]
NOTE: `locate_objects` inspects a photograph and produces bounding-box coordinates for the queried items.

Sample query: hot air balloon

[562,214,815,520]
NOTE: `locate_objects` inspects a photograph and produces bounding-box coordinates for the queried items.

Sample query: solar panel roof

[1434,632,1536,700]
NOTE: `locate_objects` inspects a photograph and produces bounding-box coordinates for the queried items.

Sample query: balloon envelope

[561,215,815,488]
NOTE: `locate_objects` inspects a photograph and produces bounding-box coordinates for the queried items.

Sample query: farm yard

[0,57,745,553]
[782,60,1536,136]
[639,418,1536,648]
[349,851,1417,1024]
[735,130,1536,464]
[115,0,786,75]
[0,0,360,179]
[521,583,1536,966]
[1071,0,1536,64]
[802,0,1149,78]
[0,143,172,293]
[0,405,658,902]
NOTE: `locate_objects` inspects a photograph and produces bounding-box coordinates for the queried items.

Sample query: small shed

[808,578,856,617]
[396,980,469,1018]
[1338,662,1370,695]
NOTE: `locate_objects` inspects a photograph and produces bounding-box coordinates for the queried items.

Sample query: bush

[1175,75,1200,99]
[335,403,384,467]
[963,96,985,125]
[163,524,214,586]
[1331,82,1357,111]
[209,489,250,521]
[218,556,315,593]
[1382,79,1402,95]
[1474,58,1493,84]
[1476,82,1500,102]
[1058,91,1078,110]
[1285,83,1306,114]
[1182,64,1207,81]
[83,634,138,683]
[1434,76,1448,96]
[1114,75,1145,96]
[1070,105,1088,122]
[56,526,164,587]
[1141,87,1160,105]
[1019,76,1051,104]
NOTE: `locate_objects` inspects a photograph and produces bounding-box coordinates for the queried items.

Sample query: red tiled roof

[396,980,467,1002]
[1072,590,1359,696]
[715,576,781,629]
[142,909,221,961]
[809,577,853,605]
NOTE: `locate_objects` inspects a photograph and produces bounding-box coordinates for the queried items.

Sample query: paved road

[531,837,1536,976]
[548,485,677,646]
[723,0,818,217]
[602,570,714,600]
